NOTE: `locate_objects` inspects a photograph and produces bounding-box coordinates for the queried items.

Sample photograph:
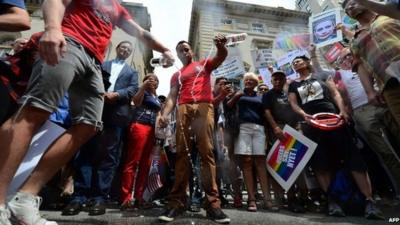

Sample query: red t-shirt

[62,0,132,62]
[170,59,214,105]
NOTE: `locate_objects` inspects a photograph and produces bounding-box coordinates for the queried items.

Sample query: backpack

[328,169,365,215]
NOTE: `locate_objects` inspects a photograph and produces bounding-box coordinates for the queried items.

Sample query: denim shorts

[19,37,105,130]
[234,123,266,156]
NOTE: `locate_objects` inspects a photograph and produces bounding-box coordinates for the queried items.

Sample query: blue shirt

[132,91,161,126]
[237,91,264,125]
[0,0,25,9]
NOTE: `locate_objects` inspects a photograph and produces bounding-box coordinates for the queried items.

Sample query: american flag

[147,159,163,193]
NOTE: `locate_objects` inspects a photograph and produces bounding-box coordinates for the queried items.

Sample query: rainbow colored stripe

[267,134,309,181]
[274,33,310,51]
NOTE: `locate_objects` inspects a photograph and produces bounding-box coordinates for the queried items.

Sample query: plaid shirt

[351,15,400,90]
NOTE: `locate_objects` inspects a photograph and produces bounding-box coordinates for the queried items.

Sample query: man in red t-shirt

[0,1,174,225]
[159,36,230,224]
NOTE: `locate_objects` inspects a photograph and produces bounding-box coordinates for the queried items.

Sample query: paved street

[42,202,399,225]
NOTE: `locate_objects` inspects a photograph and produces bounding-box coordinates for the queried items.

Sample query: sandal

[264,198,280,212]
[247,200,257,212]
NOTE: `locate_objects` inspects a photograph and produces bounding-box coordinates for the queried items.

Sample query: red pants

[120,122,155,203]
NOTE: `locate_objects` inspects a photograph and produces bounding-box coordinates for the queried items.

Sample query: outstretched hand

[308,43,316,56]
[162,50,175,68]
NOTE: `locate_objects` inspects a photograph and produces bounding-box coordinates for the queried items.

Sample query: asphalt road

[42,203,399,225]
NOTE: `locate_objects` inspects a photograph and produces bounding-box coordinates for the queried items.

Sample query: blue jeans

[71,125,124,203]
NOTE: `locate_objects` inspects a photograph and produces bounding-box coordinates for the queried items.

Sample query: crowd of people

[0,0,400,225]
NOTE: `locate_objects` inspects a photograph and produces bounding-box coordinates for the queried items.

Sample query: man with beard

[342,0,400,128]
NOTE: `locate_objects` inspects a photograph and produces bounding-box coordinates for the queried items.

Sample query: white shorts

[234,123,266,156]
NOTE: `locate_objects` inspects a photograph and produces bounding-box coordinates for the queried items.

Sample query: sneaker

[8,192,58,225]
[365,200,384,220]
[158,207,184,222]
[188,203,201,212]
[328,201,345,217]
[206,207,230,224]
[0,204,11,225]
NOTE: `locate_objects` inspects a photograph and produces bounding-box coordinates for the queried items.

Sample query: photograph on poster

[310,8,343,47]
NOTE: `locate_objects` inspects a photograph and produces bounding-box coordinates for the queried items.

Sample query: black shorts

[302,124,367,172]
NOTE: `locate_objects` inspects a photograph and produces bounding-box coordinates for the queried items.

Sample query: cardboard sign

[324,42,344,63]
[250,48,274,69]
[8,121,65,196]
[310,8,343,48]
[266,125,317,191]
[276,49,308,81]
[212,56,246,79]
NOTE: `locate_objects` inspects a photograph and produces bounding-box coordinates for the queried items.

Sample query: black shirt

[262,89,302,127]
[288,77,337,115]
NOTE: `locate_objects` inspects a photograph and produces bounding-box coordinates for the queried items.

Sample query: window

[252,23,264,33]
[220,18,234,29]
[221,18,233,25]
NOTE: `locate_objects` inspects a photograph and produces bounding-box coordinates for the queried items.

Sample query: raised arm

[208,35,228,70]
[308,44,334,80]
[353,0,400,20]
[0,4,30,31]
[119,19,174,67]
[132,79,153,106]
[39,0,72,66]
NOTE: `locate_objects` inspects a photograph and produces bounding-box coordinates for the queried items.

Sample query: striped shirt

[351,15,400,90]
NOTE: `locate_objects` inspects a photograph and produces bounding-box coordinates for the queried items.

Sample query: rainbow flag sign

[266,125,317,191]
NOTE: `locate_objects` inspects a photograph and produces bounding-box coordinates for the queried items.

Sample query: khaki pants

[353,104,400,193]
[167,103,220,209]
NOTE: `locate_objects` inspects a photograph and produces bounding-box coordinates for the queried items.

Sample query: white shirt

[108,59,126,92]
[338,69,368,109]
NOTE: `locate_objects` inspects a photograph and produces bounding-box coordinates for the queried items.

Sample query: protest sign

[266,125,317,191]
[310,8,343,48]
[8,121,65,196]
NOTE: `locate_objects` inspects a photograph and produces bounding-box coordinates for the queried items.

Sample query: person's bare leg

[351,171,373,200]
[254,157,269,197]
[20,123,97,195]
[240,156,255,202]
[0,106,49,204]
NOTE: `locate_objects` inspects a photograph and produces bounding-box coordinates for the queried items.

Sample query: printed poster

[276,49,308,81]
[309,8,343,48]
[250,48,274,69]
[212,56,246,79]
[266,125,317,191]
[7,121,65,196]
[324,42,344,63]
[258,67,273,89]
